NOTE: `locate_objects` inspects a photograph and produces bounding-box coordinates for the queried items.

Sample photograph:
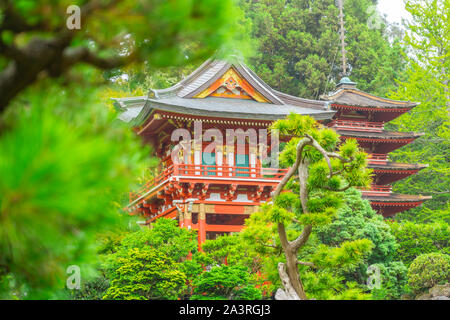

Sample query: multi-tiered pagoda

[114,57,429,246]
[322,77,431,217]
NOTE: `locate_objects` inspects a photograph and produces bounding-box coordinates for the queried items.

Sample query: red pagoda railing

[367,153,389,164]
[330,119,384,132]
[129,165,175,202]
[130,164,288,203]
[173,163,287,179]
[361,185,392,196]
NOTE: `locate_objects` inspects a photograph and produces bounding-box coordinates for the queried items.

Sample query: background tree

[316,188,408,300]
[257,113,373,299]
[387,0,449,223]
[239,0,405,99]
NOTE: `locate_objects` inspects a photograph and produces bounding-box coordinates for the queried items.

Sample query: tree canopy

[239,0,405,99]
[387,0,449,223]
[0,0,240,111]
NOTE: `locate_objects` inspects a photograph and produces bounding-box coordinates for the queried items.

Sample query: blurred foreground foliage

[0,0,243,110]
[0,0,242,299]
[0,74,153,299]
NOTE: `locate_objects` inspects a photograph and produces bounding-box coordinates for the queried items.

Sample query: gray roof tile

[113,57,335,125]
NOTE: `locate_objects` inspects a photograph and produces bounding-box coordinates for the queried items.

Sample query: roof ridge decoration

[192,67,270,102]
[143,57,287,105]
[178,59,285,104]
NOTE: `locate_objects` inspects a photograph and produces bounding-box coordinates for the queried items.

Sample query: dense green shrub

[69,219,198,300]
[191,265,262,300]
[316,189,398,265]
[69,276,110,300]
[370,262,408,300]
[389,221,450,266]
[103,247,187,300]
[315,189,408,299]
[119,218,198,262]
[407,253,450,294]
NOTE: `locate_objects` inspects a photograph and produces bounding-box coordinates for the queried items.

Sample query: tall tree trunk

[285,247,307,299]
[275,263,300,300]
[276,223,308,300]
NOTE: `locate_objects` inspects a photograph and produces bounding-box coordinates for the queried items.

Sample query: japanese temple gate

[114,58,430,246]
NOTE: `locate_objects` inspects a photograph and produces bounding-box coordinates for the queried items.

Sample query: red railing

[367,153,389,164]
[361,185,392,196]
[129,165,174,202]
[331,120,384,132]
[174,163,287,179]
[130,164,288,202]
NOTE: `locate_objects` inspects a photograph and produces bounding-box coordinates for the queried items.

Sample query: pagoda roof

[363,193,432,203]
[113,57,335,126]
[369,162,428,171]
[337,129,424,140]
[321,79,418,109]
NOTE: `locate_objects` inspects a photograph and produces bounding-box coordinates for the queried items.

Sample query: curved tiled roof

[337,130,424,140]
[322,87,418,109]
[113,57,335,126]
[363,193,432,203]
[369,162,428,171]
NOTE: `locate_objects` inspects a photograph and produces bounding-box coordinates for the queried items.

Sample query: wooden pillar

[226,145,234,177]
[216,144,223,176]
[250,145,257,177]
[193,139,201,175]
[258,142,267,177]
[178,205,184,228]
[198,203,206,248]
[184,202,192,230]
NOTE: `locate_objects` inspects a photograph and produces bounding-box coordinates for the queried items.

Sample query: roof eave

[132,99,335,126]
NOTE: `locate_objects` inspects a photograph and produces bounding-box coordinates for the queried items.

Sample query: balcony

[361,185,392,196]
[367,153,389,165]
[330,119,384,132]
[130,164,289,204]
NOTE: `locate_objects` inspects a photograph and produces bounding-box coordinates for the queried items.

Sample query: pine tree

[252,113,373,299]
[239,0,405,99]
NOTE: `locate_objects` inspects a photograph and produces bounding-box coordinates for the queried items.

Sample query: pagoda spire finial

[337,0,347,77]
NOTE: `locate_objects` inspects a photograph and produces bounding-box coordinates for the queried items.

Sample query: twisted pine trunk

[272,134,350,300]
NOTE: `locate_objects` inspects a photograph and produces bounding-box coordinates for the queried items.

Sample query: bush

[70,219,198,300]
[119,218,198,262]
[389,221,450,266]
[68,276,110,300]
[103,247,187,300]
[408,253,450,294]
[370,262,408,300]
[190,265,262,300]
[316,189,398,265]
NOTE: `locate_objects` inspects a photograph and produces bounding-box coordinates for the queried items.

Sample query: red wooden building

[114,58,430,245]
